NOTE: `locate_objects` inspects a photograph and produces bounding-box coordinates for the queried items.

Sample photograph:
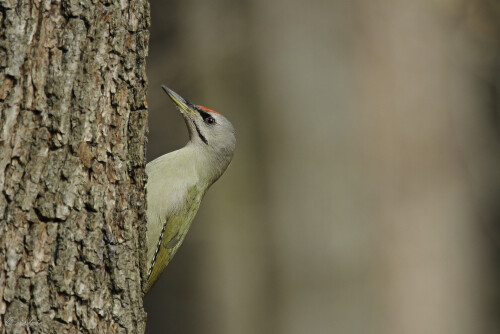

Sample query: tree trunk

[0,0,149,333]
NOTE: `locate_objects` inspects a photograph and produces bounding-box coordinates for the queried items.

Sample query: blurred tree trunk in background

[256,1,495,333]
[254,1,379,333]
[0,1,149,332]
[352,2,493,334]
[255,1,497,333]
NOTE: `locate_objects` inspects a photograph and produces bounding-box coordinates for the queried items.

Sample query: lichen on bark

[0,0,150,333]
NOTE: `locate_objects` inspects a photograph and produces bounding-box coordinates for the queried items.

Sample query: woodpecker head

[162,85,236,161]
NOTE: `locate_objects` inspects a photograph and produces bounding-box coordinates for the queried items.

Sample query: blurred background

[143,1,500,333]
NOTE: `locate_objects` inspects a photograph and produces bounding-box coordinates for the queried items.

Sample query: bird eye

[205,117,216,125]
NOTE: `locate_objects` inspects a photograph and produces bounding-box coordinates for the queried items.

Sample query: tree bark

[0,0,149,333]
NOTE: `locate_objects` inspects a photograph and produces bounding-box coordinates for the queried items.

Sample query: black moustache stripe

[193,121,208,145]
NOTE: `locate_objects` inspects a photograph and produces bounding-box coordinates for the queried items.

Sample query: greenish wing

[145,186,203,293]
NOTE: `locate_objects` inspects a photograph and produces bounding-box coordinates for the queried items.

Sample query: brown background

[144,1,500,333]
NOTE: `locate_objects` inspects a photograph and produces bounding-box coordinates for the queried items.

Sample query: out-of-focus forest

[144,1,500,333]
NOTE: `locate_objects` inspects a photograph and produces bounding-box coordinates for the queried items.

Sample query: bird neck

[183,141,233,188]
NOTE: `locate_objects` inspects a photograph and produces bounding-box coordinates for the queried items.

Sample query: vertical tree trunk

[0,0,149,333]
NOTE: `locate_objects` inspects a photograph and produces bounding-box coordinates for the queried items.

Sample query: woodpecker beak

[161,85,197,117]
[162,85,208,143]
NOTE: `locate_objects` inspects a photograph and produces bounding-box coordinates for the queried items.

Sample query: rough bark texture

[0,0,149,333]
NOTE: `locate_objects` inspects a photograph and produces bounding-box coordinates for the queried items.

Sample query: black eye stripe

[196,107,213,121]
